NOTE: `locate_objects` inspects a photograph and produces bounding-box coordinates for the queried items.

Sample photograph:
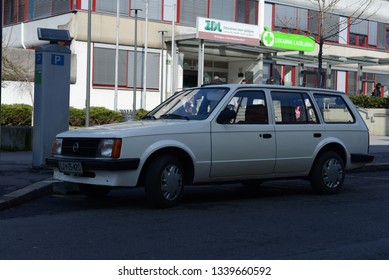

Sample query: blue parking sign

[51,54,65,66]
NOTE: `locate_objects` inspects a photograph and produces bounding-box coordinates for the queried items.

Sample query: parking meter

[32,28,71,168]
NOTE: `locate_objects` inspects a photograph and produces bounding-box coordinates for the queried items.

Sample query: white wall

[70,41,162,111]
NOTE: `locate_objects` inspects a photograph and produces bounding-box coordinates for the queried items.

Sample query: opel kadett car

[46,84,374,208]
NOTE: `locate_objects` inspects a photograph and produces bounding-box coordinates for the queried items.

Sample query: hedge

[69,106,123,126]
[1,104,124,126]
[0,104,33,126]
[348,95,389,109]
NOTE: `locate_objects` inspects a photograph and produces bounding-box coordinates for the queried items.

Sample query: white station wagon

[47,84,374,208]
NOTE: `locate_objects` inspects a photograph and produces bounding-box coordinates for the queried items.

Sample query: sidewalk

[1,135,389,211]
[0,152,55,210]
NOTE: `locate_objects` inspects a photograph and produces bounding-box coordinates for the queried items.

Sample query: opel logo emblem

[72,142,79,153]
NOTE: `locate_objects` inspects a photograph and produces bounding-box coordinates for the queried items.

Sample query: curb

[0,178,56,211]
[350,163,389,173]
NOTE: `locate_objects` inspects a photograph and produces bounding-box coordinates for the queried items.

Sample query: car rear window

[313,94,355,123]
[271,91,318,124]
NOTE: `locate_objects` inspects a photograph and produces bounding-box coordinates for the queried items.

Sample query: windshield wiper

[159,114,189,120]
[142,115,156,120]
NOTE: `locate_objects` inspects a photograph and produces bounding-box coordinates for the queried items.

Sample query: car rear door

[271,90,324,174]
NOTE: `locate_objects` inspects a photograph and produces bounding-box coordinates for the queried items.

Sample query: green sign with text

[261,27,316,52]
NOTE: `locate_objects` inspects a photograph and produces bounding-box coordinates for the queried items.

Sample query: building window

[94,47,127,87]
[95,0,129,15]
[236,0,257,24]
[93,46,161,90]
[368,21,377,46]
[347,72,357,95]
[4,0,19,25]
[349,19,368,47]
[3,0,71,26]
[131,0,162,21]
[52,0,71,14]
[349,33,367,47]
[179,0,207,27]
[387,26,389,49]
[210,0,234,21]
[274,4,308,34]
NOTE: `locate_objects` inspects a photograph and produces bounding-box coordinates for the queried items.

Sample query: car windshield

[146,87,230,120]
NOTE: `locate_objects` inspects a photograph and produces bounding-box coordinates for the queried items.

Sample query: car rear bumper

[350,153,375,164]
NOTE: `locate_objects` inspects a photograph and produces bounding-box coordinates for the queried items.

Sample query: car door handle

[314,133,322,138]
[261,133,272,139]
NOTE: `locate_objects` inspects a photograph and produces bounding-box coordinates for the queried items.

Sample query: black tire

[78,184,112,198]
[310,151,345,194]
[144,155,184,208]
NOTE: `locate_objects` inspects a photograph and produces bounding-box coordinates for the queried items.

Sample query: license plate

[58,161,83,174]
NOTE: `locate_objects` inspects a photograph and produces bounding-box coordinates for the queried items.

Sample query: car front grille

[61,138,100,157]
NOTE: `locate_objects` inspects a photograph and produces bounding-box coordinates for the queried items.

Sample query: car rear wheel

[78,184,112,198]
[310,151,345,194]
[144,155,184,208]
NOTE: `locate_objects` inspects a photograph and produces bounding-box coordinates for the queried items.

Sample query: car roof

[199,84,345,95]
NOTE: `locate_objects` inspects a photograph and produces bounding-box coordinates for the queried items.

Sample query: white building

[2,0,389,112]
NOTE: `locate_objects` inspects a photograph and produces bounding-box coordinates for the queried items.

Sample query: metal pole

[0,1,3,152]
[141,0,149,109]
[170,2,176,95]
[114,0,120,111]
[159,31,167,103]
[85,0,92,126]
[131,8,142,113]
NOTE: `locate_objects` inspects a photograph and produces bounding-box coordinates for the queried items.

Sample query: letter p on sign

[51,54,65,66]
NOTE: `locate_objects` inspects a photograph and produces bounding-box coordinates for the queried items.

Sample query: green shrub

[135,108,149,120]
[69,106,123,127]
[89,107,123,125]
[349,95,389,108]
[69,106,85,126]
[0,104,33,126]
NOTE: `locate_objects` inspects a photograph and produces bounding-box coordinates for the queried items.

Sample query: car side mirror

[217,109,236,124]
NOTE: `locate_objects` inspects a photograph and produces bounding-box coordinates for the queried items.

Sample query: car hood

[56,119,204,138]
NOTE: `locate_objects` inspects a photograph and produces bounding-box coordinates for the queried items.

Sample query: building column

[357,63,363,94]
[197,39,205,86]
[326,63,332,89]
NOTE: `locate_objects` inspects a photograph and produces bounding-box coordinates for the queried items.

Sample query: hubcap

[322,158,343,189]
[160,164,182,201]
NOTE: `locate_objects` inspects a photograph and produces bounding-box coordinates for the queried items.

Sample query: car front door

[210,89,276,179]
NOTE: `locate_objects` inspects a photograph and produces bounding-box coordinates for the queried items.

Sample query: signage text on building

[261,27,316,52]
[196,17,260,46]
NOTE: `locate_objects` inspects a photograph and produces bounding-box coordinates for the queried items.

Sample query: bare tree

[1,46,34,105]
[1,47,30,88]
[308,0,375,87]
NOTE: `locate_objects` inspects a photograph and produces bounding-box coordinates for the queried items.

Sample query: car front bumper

[46,157,140,171]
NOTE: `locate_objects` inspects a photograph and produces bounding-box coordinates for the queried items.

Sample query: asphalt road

[1,169,389,260]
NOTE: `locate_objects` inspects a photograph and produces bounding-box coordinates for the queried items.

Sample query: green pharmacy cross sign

[261,27,316,52]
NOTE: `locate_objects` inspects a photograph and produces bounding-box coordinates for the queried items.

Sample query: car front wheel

[144,155,184,208]
[310,151,345,194]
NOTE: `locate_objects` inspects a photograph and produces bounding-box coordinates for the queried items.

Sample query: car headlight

[97,139,122,158]
[51,138,63,155]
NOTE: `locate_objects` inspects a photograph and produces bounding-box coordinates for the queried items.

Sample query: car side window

[313,94,355,123]
[271,91,318,124]
[223,90,268,124]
